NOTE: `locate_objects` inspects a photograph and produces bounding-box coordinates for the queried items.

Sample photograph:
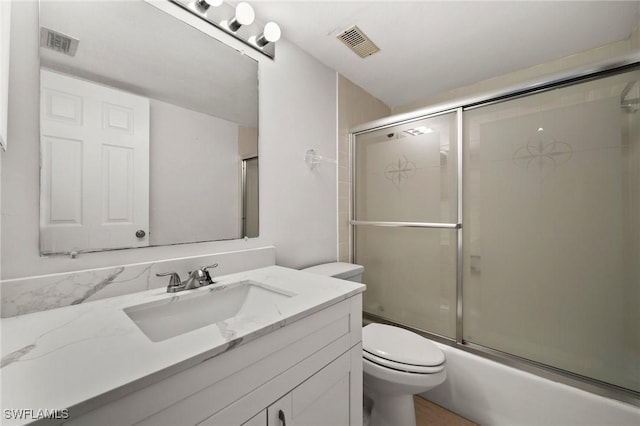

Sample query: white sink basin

[124,280,294,342]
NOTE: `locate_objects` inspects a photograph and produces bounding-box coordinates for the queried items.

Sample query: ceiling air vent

[336,25,380,58]
[40,27,79,57]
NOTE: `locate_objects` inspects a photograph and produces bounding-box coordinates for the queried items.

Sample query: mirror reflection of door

[242,157,259,238]
[40,69,150,254]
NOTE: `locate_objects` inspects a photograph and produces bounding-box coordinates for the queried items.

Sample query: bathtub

[420,342,640,426]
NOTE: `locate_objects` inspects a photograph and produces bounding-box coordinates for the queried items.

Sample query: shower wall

[353,67,640,397]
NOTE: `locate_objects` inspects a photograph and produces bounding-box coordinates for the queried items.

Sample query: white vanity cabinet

[217,344,357,426]
[61,295,363,426]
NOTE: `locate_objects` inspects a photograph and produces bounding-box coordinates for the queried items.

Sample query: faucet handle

[156,272,182,290]
[201,264,218,271]
[200,264,218,284]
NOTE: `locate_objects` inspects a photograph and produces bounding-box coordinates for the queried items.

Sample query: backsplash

[0,246,276,318]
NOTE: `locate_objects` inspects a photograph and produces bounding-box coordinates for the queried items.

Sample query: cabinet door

[291,351,351,426]
[267,350,351,426]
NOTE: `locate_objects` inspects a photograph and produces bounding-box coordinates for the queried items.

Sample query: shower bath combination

[349,62,640,404]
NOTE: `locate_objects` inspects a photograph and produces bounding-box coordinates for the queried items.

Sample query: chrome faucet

[156,264,218,293]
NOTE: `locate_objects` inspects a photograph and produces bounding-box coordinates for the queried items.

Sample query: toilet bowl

[302,262,447,426]
[363,323,446,426]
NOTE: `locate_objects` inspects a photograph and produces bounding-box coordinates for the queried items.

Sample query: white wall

[258,37,337,269]
[1,1,337,280]
[149,99,239,245]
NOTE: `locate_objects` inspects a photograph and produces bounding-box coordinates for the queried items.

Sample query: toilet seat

[363,323,445,373]
[363,350,445,374]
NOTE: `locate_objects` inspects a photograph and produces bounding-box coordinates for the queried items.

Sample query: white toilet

[302,262,447,426]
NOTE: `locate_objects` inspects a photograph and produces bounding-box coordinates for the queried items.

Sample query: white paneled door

[40,69,150,253]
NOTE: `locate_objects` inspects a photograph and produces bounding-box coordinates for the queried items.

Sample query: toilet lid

[363,323,445,367]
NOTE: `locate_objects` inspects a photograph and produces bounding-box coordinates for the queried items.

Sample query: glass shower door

[462,69,640,393]
[353,111,459,338]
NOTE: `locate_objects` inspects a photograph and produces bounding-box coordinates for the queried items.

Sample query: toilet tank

[302,262,364,283]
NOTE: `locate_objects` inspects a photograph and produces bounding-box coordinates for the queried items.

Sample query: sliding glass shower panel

[353,111,459,338]
[356,226,457,338]
[462,69,640,392]
[354,113,458,223]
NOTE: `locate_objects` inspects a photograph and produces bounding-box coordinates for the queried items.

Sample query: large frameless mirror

[38,0,259,255]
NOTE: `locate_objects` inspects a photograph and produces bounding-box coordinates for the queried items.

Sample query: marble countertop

[0,266,365,425]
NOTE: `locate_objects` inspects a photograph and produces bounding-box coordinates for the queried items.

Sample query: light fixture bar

[169,0,277,59]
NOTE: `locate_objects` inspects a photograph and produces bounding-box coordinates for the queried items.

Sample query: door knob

[135,230,146,238]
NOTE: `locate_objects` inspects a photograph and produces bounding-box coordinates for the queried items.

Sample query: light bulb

[255,22,281,47]
[236,2,255,25]
[263,22,281,42]
[227,2,255,32]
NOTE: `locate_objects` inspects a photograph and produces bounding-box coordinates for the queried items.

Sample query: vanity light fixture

[170,0,280,59]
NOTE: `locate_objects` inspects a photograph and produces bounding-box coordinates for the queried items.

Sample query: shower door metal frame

[349,54,640,407]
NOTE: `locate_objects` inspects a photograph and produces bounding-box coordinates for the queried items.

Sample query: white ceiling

[249,1,640,108]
